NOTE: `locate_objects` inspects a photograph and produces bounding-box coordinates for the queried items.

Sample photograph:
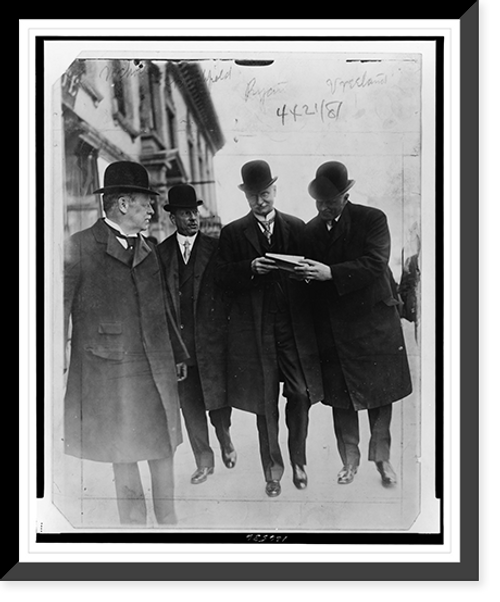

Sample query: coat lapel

[93,218,153,268]
[275,210,290,251]
[93,218,132,266]
[193,234,212,305]
[132,234,152,268]
[328,202,351,250]
[160,236,181,323]
[243,212,262,256]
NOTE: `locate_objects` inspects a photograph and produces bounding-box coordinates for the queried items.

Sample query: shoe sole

[337,469,357,485]
[191,468,214,484]
[265,483,281,497]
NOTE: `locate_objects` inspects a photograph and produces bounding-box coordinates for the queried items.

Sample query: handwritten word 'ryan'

[327,71,388,96]
[245,78,287,104]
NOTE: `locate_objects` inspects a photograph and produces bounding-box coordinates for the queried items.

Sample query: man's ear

[168,212,177,226]
[117,195,129,215]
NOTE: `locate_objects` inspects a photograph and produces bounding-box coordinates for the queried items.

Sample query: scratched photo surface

[44,46,436,534]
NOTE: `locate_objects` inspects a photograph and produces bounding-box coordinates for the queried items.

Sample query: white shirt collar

[326,212,343,230]
[176,231,199,244]
[254,209,276,224]
[104,217,138,237]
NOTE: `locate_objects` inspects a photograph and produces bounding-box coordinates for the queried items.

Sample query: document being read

[265,253,306,272]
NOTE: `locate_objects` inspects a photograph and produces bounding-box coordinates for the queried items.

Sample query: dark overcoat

[303,202,412,410]
[215,210,324,415]
[63,218,187,463]
[157,232,229,411]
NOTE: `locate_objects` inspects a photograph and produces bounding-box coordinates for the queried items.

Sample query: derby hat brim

[163,200,203,211]
[93,184,160,195]
[308,176,355,200]
[238,176,278,194]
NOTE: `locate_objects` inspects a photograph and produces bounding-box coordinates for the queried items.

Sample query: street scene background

[42,41,438,534]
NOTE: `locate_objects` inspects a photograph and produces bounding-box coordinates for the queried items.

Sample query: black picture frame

[11,9,479,581]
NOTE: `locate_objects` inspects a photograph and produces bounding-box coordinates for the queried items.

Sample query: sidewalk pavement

[51,322,425,533]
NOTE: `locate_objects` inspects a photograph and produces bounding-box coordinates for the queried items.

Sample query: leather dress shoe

[376,461,397,485]
[292,464,308,490]
[337,465,357,485]
[221,445,237,469]
[190,466,214,484]
[265,480,281,497]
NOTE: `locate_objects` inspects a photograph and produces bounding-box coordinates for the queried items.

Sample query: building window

[64,131,101,237]
[112,60,127,117]
[110,60,140,140]
[188,139,196,183]
[165,68,177,149]
[167,106,177,149]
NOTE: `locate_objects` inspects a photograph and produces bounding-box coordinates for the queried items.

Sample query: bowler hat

[93,161,159,195]
[238,160,278,194]
[163,184,203,212]
[308,161,355,200]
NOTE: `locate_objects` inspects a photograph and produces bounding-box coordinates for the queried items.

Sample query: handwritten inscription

[246,534,288,543]
[203,64,233,87]
[99,61,144,82]
[245,78,287,105]
[326,71,388,96]
[276,100,343,126]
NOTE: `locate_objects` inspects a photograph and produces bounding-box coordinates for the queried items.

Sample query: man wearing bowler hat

[64,160,189,526]
[157,184,236,485]
[216,160,323,498]
[295,161,412,486]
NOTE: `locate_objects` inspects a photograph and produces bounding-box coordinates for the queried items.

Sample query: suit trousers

[178,365,232,469]
[332,403,393,468]
[112,456,176,526]
[257,307,311,482]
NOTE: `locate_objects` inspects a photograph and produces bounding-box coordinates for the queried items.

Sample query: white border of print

[19,19,459,565]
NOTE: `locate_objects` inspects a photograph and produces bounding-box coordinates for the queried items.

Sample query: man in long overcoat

[295,161,412,486]
[64,161,188,526]
[157,184,236,486]
[216,160,323,498]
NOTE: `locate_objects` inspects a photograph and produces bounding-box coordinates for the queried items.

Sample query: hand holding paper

[251,256,278,275]
[293,258,333,281]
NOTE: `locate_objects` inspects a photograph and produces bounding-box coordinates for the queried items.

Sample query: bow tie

[106,224,138,251]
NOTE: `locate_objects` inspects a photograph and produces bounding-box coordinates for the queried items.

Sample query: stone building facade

[59,57,225,241]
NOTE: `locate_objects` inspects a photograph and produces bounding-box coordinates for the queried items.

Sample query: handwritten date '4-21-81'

[276,100,343,126]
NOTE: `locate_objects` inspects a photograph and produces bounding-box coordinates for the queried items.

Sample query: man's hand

[294,259,333,281]
[251,256,278,275]
[176,362,188,382]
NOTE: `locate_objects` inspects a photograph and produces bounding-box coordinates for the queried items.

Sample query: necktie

[183,239,191,263]
[106,224,137,251]
[261,219,273,244]
[327,219,338,235]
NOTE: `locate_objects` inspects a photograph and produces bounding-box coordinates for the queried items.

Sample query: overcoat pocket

[85,345,124,361]
[98,322,122,334]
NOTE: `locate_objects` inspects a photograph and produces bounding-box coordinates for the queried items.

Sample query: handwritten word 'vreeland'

[276,100,343,126]
[326,71,388,96]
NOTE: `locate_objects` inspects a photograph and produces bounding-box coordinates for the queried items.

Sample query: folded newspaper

[265,253,306,272]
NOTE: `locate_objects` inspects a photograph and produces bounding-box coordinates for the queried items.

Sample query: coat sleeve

[63,234,81,348]
[330,210,391,296]
[153,246,190,364]
[215,225,255,292]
